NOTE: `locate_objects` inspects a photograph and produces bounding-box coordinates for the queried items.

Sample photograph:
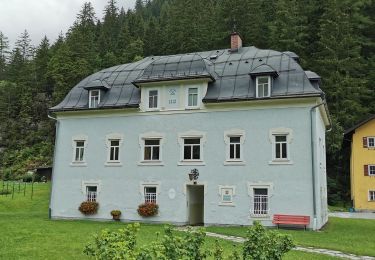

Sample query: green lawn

[0,183,338,259]
[207,217,375,257]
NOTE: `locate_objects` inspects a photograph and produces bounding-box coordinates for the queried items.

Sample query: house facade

[345,115,375,211]
[49,33,330,230]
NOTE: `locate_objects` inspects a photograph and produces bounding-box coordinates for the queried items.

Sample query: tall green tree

[0,31,10,80]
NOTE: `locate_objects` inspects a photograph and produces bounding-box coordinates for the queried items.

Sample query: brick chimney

[231,32,242,52]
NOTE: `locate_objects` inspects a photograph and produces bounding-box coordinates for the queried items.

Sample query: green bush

[243,221,294,260]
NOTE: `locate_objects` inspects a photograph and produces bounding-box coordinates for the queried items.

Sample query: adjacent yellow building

[345,115,375,211]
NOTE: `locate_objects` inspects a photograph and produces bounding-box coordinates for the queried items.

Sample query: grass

[0,183,339,259]
[207,217,375,257]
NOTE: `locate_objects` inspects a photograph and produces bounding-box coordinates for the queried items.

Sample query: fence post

[24,182,26,196]
[18,181,21,193]
[6,182,9,197]
[12,182,15,199]
[31,181,34,200]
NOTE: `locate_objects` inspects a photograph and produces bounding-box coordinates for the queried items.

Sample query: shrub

[79,201,99,215]
[137,203,158,217]
[110,210,121,216]
[243,221,294,260]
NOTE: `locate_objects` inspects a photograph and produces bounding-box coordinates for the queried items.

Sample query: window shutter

[364,165,369,176]
[363,137,368,148]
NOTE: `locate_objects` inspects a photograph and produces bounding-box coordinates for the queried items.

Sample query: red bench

[273,214,310,230]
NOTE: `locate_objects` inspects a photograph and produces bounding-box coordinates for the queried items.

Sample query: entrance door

[187,185,204,225]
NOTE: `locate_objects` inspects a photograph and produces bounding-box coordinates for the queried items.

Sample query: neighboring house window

[219,186,235,206]
[187,87,198,107]
[178,130,206,165]
[274,135,288,159]
[256,76,271,98]
[86,186,97,202]
[368,137,375,148]
[269,128,293,164]
[109,140,120,161]
[369,191,375,201]
[105,133,123,165]
[144,139,160,161]
[149,90,158,109]
[74,141,85,162]
[253,188,268,216]
[89,90,100,108]
[144,186,157,203]
[184,138,201,160]
[229,137,241,160]
[369,165,375,176]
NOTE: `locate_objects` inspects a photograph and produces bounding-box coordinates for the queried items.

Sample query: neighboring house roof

[344,114,375,137]
[50,46,324,112]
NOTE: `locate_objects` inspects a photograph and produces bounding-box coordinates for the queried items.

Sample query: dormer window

[187,87,199,108]
[89,90,100,108]
[256,76,271,98]
[149,90,158,109]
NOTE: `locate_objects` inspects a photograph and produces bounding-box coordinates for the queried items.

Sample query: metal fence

[0,180,36,199]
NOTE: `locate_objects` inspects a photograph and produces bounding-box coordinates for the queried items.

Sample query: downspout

[310,100,329,230]
[47,111,58,220]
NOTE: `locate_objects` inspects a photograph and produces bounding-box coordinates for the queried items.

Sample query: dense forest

[0,0,374,204]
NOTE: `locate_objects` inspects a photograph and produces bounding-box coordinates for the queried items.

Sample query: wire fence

[0,180,36,199]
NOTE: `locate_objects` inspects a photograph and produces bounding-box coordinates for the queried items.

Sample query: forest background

[0,0,374,205]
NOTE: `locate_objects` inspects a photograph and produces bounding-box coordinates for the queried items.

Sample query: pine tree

[15,30,34,62]
[0,31,10,80]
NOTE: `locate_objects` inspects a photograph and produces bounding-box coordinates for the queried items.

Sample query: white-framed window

[86,186,97,202]
[368,137,375,148]
[71,135,88,166]
[184,138,201,160]
[89,90,100,108]
[368,165,375,176]
[144,186,157,203]
[269,127,293,164]
[140,182,160,204]
[148,90,158,109]
[139,132,165,165]
[248,182,273,218]
[82,180,101,201]
[105,133,123,165]
[109,140,120,161]
[187,87,198,107]
[144,139,160,161]
[74,141,85,162]
[224,129,245,165]
[219,185,235,206]
[274,135,288,159]
[178,130,206,165]
[256,76,271,98]
[253,188,269,216]
[369,190,375,201]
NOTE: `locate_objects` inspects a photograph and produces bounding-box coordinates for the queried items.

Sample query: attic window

[256,76,271,98]
[89,90,100,108]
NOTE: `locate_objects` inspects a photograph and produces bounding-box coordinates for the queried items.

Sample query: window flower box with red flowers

[137,203,159,217]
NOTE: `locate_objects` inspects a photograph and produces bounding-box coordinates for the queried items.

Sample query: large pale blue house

[49,33,330,230]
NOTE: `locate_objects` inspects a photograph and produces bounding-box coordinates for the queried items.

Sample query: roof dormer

[84,79,110,109]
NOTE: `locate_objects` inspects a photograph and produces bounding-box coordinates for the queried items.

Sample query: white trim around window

[89,90,100,108]
[268,127,293,165]
[82,180,101,201]
[218,185,236,206]
[368,165,375,176]
[138,132,165,166]
[368,137,375,148]
[105,133,124,166]
[247,182,273,218]
[178,130,206,166]
[256,76,271,98]
[224,129,246,165]
[148,89,159,110]
[185,87,200,109]
[369,190,375,201]
[71,135,88,166]
[140,181,161,204]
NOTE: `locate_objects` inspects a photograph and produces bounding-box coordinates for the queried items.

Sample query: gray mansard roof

[50,46,323,112]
